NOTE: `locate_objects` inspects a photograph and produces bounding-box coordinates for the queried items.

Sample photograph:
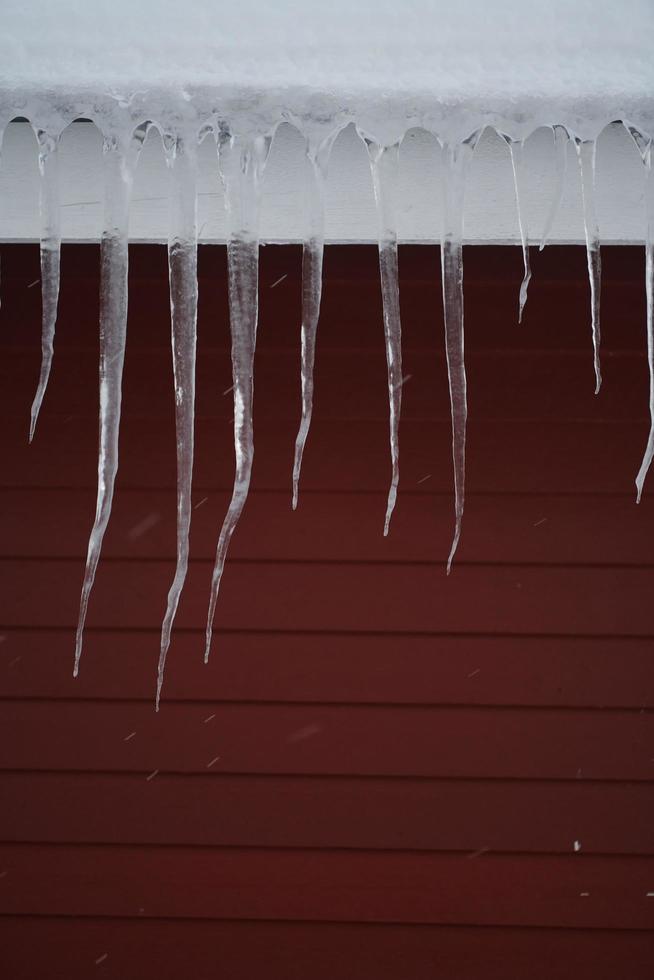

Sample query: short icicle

[505,136,532,323]
[540,125,569,251]
[205,131,271,663]
[156,132,199,710]
[291,136,332,510]
[440,135,478,573]
[74,123,149,676]
[575,138,602,393]
[364,138,403,535]
[633,135,654,502]
[30,130,61,441]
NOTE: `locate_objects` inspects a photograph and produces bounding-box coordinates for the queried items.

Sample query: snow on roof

[1,0,653,141]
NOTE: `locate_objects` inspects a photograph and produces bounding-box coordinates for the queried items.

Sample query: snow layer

[1,0,653,142]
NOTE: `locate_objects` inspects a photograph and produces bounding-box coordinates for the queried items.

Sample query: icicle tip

[446,526,461,576]
[73,634,82,677]
[156,638,171,712]
[204,623,213,665]
[383,484,397,537]
[635,463,649,503]
[28,409,38,444]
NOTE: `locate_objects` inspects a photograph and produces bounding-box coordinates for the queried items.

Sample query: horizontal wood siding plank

[1,702,651,780]
[1,560,654,637]
[0,349,650,423]
[0,246,648,353]
[0,845,653,929]
[1,917,652,980]
[1,773,652,854]
[1,490,654,565]
[2,630,652,708]
[2,418,651,494]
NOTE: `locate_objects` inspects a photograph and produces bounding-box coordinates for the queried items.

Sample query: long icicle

[441,135,478,573]
[364,138,403,535]
[540,125,568,251]
[634,137,654,502]
[156,132,198,710]
[29,130,61,441]
[74,124,149,676]
[575,138,602,393]
[505,136,532,323]
[291,136,332,510]
[205,132,270,664]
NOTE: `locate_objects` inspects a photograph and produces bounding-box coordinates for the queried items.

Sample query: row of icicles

[13,119,654,707]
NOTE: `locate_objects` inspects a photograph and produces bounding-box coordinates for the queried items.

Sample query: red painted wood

[2,416,651,494]
[0,244,652,976]
[2,629,652,708]
[1,559,654,639]
[1,489,654,564]
[1,773,652,854]
[0,348,650,422]
[0,845,653,929]
[1,918,652,980]
[0,244,648,353]
[0,701,650,780]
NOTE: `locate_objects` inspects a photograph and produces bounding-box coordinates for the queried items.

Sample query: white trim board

[0,120,647,245]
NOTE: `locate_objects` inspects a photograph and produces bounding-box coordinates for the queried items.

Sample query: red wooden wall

[0,243,652,978]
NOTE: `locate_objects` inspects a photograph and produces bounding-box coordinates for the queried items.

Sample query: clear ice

[575,138,602,393]
[205,131,271,664]
[630,130,654,502]
[505,136,532,323]
[364,138,403,535]
[29,129,61,442]
[0,97,649,701]
[540,126,569,251]
[291,135,333,510]
[156,131,199,709]
[440,134,478,573]
[74,123,149,676]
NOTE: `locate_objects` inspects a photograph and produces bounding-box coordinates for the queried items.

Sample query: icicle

[29,130,61,441]
[205,130,271,664]
[540,125,568,250]
[440,134,478,573]
[363,138,403,535]
[504,136,532,323]
[0,126,3,312]
[631,134,654,502]
[156,132,198,710]
[74,123,149,676]
[291,135,333,510]
[575,138,602,393]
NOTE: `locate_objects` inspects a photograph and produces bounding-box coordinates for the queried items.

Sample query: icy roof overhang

[2,0,654,699]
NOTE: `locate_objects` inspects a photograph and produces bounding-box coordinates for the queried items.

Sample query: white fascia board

[0,120,646,245]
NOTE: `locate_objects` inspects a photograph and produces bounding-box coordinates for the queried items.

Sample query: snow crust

[1,0,653,142]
